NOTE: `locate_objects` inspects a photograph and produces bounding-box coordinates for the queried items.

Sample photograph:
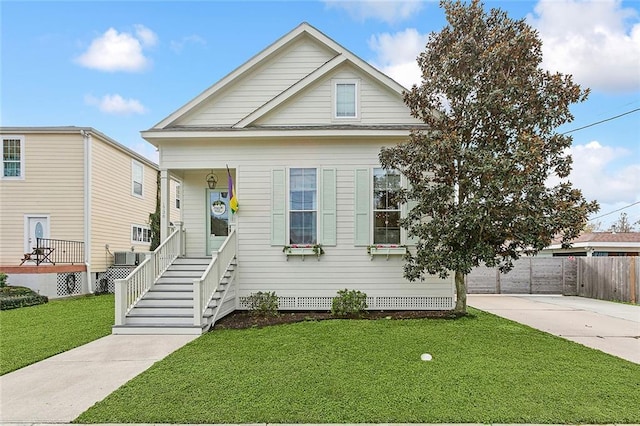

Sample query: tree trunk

[454,270,467,313]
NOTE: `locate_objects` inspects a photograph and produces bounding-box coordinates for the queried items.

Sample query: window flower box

[367,245,407,260]
[283,244,324,261]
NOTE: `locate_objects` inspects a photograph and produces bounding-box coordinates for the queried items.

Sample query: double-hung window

[373,168,401,244]
[271,167,337,248]
[2,136,24,179]
[355,167,412,246]
[131,224,151,244]
[333,79,359,120]
[289,168,317,244]
[132,160,143,197]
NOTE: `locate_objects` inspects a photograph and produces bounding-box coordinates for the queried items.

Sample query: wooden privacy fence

[576,257,638,304]
[467,256,639,304]
[466,257,577,295]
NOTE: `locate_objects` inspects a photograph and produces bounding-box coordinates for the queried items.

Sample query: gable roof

[149,22,409,131]
[0,126,158,169]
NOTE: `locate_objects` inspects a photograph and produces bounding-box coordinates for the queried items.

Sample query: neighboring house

[113,23,455,334]
[0,126,177,297]
[541,232,640,257]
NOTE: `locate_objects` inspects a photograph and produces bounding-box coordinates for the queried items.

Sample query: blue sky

[1,0,638,229]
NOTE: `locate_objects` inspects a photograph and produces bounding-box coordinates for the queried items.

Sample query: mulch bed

[213,309,463,330]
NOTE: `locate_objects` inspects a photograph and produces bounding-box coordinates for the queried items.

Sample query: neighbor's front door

[207,189,229,255]
[25,216,48,253]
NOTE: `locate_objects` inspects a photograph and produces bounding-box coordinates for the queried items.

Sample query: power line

[561,108,640,135]
[589,201,640,220]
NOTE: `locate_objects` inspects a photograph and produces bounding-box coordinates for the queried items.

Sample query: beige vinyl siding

[90,136,158,271]
[166,139,453,301]
[179,37,336,127]
[255,64,422,126]
[0,133,84,265]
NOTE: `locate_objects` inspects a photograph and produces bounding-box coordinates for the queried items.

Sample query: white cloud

[75,25,157,72]
[85,94,147,115]
[368,28,428,88]
[323,0,424,24]
[528,0,640,92]
[170,35,206,53]
[560,141,640,204]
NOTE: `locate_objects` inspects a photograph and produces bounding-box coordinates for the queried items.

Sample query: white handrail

[193,228,237,326]
[115,225,182,326]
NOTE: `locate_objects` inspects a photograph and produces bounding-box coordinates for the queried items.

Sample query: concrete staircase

[112,257,235,335]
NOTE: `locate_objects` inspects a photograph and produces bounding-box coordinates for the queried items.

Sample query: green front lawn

[76,308,640,424]
[0,294,114,375]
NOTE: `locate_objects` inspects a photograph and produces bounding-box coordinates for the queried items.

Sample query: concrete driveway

[468,294,640,364]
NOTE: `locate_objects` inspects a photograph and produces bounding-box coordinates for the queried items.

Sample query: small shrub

[332,289,368,317]
[0,272,7,288]
[0,286,48,310]
[244,291,279,317]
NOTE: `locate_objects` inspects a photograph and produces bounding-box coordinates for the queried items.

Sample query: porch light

[206,170,218,189]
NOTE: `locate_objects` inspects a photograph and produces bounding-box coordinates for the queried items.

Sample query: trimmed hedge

[0,286,48,310]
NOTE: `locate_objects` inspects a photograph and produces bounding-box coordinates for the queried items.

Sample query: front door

[207,189,229,255]
[25,216,48,253]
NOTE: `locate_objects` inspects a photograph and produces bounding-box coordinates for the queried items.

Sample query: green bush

[331,289,368,317]
[0,272,7,288]
[244,291,279,317]
[0,286,48,310]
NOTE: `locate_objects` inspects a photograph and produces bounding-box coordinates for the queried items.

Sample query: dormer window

[333,79,359,120]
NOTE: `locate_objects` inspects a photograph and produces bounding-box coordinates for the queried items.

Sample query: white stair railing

[193,228,237,326]
[115,223,183,326]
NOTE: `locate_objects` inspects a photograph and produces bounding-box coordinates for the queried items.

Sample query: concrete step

[112,324,207,335]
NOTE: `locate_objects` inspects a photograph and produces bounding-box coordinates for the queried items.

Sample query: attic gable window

[333,79,359,120]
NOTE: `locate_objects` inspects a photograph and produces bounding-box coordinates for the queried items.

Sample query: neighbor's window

[131,224,152,244]
[334,80,358,119]
[132,160,143,197]
[2,136,24,179]
[289,168,317,244]
[373,168,401,244]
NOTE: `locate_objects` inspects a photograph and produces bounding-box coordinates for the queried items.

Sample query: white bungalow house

[113,22,455,334]
[0,126,180,297]
[541,232,640,257]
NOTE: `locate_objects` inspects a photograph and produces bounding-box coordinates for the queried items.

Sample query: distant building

[542,232,640,257]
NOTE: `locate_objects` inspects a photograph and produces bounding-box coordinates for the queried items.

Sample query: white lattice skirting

[240,296,454,310]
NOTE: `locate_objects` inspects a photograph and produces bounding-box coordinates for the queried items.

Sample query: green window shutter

[321,168,337,246]
[271,168,286,246]
[354,168,370,246]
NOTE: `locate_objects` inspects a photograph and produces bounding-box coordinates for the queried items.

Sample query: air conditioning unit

[113,251,137,266]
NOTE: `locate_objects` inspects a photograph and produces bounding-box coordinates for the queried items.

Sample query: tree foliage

[379,0,599,313]
[608,212,638,233]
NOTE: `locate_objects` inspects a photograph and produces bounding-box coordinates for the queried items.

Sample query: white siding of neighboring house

[0,132,84,265]
[255,64,421,126]
[178,37,337,127]
[90,135,158,272]
[163,139,454,303]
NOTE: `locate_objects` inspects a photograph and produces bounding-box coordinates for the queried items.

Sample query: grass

[76,308,640,424]
[0,294,114,375]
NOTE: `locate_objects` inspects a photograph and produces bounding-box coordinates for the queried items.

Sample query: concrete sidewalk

[0,334,197,423]
[468,294,640,363]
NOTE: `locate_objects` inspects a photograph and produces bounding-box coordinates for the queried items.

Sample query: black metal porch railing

[32,238,85,265]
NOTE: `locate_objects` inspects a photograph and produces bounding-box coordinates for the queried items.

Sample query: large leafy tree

[380,0,599,313]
